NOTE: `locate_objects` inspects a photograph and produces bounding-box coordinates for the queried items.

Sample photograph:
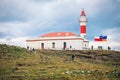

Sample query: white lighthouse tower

[80,9,87,39]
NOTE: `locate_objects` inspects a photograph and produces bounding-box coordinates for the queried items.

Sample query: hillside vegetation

[0,44,120,80]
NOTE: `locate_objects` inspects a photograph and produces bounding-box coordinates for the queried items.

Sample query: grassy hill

[0,44,120,80]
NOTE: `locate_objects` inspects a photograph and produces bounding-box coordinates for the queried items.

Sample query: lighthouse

[26,9,89,50]
[80,9,87,39]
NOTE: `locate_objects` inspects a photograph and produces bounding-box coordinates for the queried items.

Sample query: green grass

[0,44,120,80]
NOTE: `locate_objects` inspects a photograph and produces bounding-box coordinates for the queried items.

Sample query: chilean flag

[94,36,107,41]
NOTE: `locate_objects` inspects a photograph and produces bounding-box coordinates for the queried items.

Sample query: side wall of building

[26,41,40,50]
[89,41,108,50]
[27,39,84,50]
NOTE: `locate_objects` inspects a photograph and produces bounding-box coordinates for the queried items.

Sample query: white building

[26,9,89,50]
[89,41,109,50]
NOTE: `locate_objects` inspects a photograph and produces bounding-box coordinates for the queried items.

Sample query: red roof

[40,32,77,37]
[80,9,86,16]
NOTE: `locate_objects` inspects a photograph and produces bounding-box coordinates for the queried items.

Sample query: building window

[63,42,67,50]
[85,44,86,47]
[41,43,44,49]
[98,46,102,50]
[52,42,55,48]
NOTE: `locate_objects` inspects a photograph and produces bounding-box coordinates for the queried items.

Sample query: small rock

[87,71,91,74]
[81,70,85,74]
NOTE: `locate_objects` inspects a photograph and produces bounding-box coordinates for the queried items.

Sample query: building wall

[89,41,108,50]
[26,37,89,50]
[26,41,40,49]
[83,41,89,50]
[39,39,83,50]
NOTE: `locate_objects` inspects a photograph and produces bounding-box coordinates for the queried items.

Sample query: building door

[52,42,55,48]
[63,42,66,50]
[41,43,44,49]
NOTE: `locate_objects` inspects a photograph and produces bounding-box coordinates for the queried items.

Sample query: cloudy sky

[0,0,120,50]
